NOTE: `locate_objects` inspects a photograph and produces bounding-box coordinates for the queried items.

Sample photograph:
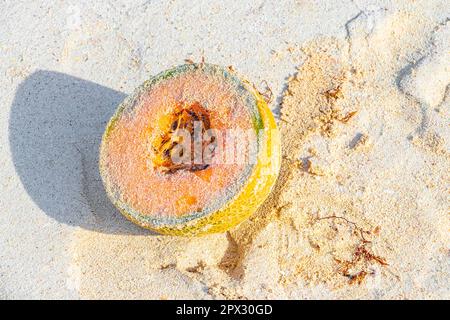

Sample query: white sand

[0,0,448,299]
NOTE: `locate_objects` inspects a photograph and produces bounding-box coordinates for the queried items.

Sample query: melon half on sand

[100,63,280,236]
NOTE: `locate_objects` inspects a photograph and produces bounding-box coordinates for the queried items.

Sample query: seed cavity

[150,101,213,173]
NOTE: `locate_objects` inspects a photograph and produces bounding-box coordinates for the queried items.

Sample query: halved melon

[100,63,280,236]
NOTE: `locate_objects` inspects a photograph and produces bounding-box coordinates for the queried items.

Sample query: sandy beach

[0,0,448,299]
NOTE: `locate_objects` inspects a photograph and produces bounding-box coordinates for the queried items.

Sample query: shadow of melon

[9,70,151,235]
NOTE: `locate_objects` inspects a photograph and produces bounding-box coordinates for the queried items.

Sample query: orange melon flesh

[100,64,280,236]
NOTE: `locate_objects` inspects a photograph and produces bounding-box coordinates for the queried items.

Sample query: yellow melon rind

[101,66,281,236]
